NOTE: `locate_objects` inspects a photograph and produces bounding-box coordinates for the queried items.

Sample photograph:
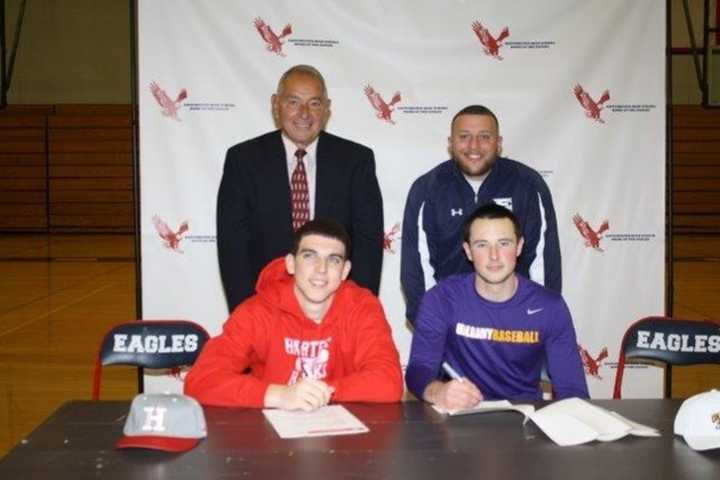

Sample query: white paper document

[525,397,661,446]
[432,399,535,417]
[263,405,369,439]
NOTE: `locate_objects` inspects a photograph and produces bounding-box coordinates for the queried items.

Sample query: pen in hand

[442,362,464,382]
[441,361,484,407]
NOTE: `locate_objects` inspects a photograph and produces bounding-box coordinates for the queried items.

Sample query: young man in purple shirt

[405,204,588,410]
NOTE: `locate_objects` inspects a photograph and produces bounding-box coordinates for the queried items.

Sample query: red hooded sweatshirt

[185,258,403,407]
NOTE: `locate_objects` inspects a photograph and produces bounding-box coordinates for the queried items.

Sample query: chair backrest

[92,320,210,400]
[613,316,720,398]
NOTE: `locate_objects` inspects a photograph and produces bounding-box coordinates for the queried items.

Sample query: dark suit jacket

[217,130,384,312]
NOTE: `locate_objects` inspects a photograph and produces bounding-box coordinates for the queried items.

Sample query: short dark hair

[291,219,351,257]
[462,203,522,243]
[451,105,499,132]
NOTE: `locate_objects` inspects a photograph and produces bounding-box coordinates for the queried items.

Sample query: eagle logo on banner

[472,21,510,60]
[573,213,609,252]
[574,84,610,123]
[149,82,188,121]
[253,17,292,56]
[383,222,401,254]
[152,215,189,253]
[364,85,402,124]
[578,345,609,380]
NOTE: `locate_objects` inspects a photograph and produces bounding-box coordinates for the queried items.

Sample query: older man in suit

[217,65,384,313]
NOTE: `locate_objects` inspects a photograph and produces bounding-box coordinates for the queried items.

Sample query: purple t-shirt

[406,273,589,401]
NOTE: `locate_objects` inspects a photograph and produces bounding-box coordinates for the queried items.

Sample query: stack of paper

[432,399,535,417]
[263,405,369,439]
[525,397,660,446]
[431,397,660,447]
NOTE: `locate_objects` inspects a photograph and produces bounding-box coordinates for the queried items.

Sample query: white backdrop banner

[138,0,666,397]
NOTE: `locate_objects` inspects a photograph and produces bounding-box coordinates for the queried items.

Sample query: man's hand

[264,379,335,412]
[423,379,483,410]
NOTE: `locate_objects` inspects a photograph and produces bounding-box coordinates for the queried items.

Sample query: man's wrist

[422,380,445,405]
[263,384,287,409]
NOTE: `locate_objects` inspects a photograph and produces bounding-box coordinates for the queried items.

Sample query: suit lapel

[315,131,331,218]
[264,131,294,231]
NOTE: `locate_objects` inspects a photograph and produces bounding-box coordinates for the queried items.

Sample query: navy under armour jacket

[401,157,562,324]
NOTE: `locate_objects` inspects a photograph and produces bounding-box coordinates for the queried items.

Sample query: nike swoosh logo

[527,308,543,315]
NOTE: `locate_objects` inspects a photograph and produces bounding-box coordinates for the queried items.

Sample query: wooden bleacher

[673,105,720,234]
[0,105,133,233]
[0,106,51,231]
[0,104,718,234]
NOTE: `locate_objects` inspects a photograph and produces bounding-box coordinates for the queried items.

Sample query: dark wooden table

[0,399,718,479]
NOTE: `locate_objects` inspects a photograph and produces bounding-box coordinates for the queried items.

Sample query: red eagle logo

[383,222,401,253]
[254,17,292,56]
[472,21,510,60]
[573,84,610,123]
[150,82,187,121]
[364,85,401,124]
[573,213,609,252]
[578,345,609,379]
[152,215,189,253]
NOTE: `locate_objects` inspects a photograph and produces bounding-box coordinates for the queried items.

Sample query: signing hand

[425,379,484,410]
[265,379,335,412]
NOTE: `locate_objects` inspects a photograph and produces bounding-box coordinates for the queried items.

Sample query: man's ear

[497,135,504,156]
[341,259,351,281]
[285,253,295,275]
[516,237,524,258]
[462,242,473,262]
[323,98,332,128]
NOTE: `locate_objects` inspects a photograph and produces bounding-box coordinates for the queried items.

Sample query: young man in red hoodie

[185,219,402,411]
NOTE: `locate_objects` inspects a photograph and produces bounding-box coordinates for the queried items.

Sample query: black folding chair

[92,320,210,400]
[613,316,720,398]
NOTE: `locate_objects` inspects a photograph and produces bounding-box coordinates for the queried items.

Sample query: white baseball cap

[674,389,720,451]
[117,393,207,452]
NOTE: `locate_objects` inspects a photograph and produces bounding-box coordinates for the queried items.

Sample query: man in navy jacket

[401,105,561,324]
